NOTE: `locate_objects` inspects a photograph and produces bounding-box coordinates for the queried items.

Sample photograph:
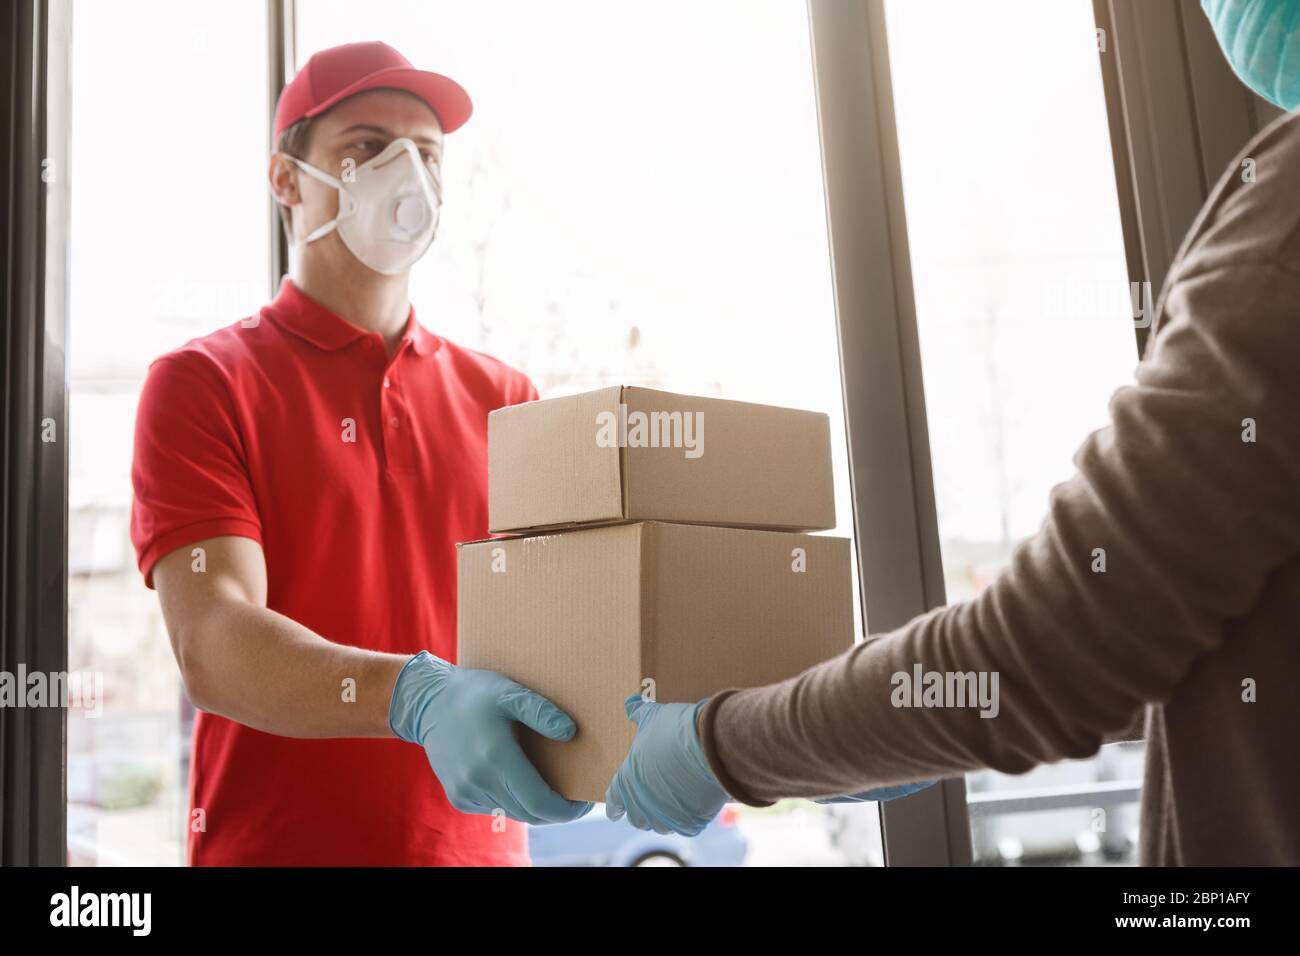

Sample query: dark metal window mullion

[1,0,71,867]
[267,0,296,294]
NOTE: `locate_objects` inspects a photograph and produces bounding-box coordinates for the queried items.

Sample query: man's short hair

[276,117,315,243]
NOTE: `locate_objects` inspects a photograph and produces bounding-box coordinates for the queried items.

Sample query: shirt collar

[264,276,440,358]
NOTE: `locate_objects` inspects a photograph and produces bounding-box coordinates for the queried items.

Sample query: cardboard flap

[488,386,625,532]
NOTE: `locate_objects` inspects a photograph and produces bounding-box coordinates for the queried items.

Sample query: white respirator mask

[285,137,442,275]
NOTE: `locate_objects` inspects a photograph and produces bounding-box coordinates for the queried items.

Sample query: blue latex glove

[606,695,727,836]
[607,694,940,835]
[389,651,592,825]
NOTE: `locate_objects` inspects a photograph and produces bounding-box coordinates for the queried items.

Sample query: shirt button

[389,416,400,428]
[383,377,391,388]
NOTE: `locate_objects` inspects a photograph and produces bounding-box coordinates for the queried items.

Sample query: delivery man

[605,0,1300,865]
[130,41,590,866]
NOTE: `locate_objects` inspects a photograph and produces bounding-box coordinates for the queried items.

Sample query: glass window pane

[296,0,857,866]
[67,0,269,865]
[884,0,1145,865]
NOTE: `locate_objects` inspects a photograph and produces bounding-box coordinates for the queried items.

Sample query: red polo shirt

[130,277,537,866]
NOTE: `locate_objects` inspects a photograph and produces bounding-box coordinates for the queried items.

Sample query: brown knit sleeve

[697,258,1300,802]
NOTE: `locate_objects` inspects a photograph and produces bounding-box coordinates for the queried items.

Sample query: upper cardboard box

[488,385,836,533]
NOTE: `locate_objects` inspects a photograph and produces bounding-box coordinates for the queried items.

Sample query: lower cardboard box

[457,520,853,803]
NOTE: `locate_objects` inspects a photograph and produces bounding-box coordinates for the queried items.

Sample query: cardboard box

[488,385,836,533]
[457,521,853,802]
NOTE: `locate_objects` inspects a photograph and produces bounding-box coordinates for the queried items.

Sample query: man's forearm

[697,577,1156,806]
[177,598,410,739]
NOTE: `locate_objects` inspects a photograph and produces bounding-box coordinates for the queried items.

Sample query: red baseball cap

[274,41,472,139]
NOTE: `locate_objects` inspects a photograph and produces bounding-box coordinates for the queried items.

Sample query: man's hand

[605,694,729,836]
[388,652,592,826]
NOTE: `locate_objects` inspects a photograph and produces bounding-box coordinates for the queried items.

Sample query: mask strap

[281,154,352,244]
[285,154,342,189]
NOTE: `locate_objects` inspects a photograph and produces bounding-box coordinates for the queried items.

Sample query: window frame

[807,0,973,867]
[4,0,1273,869]
[810,0,1273,865]
[268,0,296,292]
[0,0,72,867]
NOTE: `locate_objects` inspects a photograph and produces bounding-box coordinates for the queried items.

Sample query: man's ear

[268,153,301,209]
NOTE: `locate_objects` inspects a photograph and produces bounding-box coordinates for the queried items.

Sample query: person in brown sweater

[606,7,1300,865]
